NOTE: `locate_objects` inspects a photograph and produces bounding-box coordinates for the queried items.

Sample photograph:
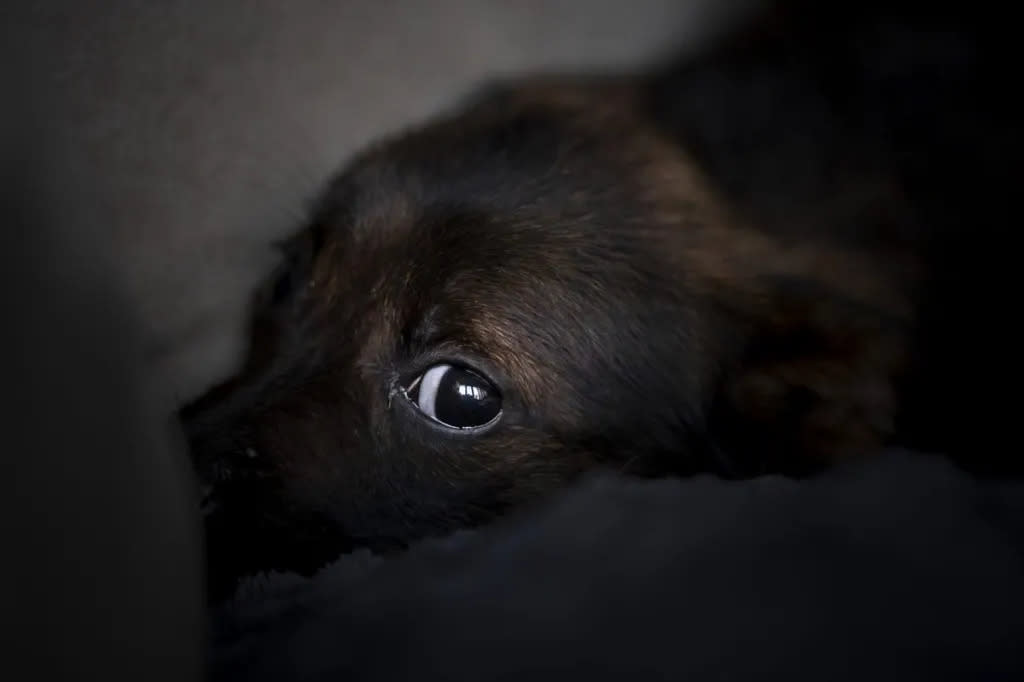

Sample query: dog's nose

[180,408,267,489]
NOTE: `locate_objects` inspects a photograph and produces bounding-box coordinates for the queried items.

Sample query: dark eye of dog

[403,364,502,430]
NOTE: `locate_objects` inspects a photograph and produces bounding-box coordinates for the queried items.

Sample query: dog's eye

[404,364,502,430]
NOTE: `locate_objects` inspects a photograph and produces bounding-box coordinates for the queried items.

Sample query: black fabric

[213,451,1024,682]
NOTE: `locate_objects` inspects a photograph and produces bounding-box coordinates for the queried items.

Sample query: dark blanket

[213,452,1024,682]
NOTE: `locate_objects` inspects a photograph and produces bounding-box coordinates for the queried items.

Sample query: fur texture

[182,0,1019,601]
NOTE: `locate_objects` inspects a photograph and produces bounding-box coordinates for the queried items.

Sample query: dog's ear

[705,272,912,476]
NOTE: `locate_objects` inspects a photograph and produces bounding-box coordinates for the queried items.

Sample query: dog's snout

[182,411,269,489]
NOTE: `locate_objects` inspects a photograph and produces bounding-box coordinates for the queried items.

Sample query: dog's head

[182,77,912,600]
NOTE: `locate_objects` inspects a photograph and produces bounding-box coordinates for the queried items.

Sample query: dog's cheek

[373,426,593,535]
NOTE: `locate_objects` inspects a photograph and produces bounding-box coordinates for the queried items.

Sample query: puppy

[182,0,1016,602]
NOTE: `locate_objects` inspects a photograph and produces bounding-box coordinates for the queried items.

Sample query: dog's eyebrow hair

[407,304,444,348]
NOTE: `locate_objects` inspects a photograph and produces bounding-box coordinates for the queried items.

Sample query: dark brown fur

[182,1,1017,602]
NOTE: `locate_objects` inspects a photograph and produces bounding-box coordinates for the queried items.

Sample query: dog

[182,0,1017,602]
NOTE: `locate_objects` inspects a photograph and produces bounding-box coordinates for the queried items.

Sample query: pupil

[435,367,501,427]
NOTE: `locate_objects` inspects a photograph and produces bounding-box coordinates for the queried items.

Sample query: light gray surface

[6,0,755,406]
